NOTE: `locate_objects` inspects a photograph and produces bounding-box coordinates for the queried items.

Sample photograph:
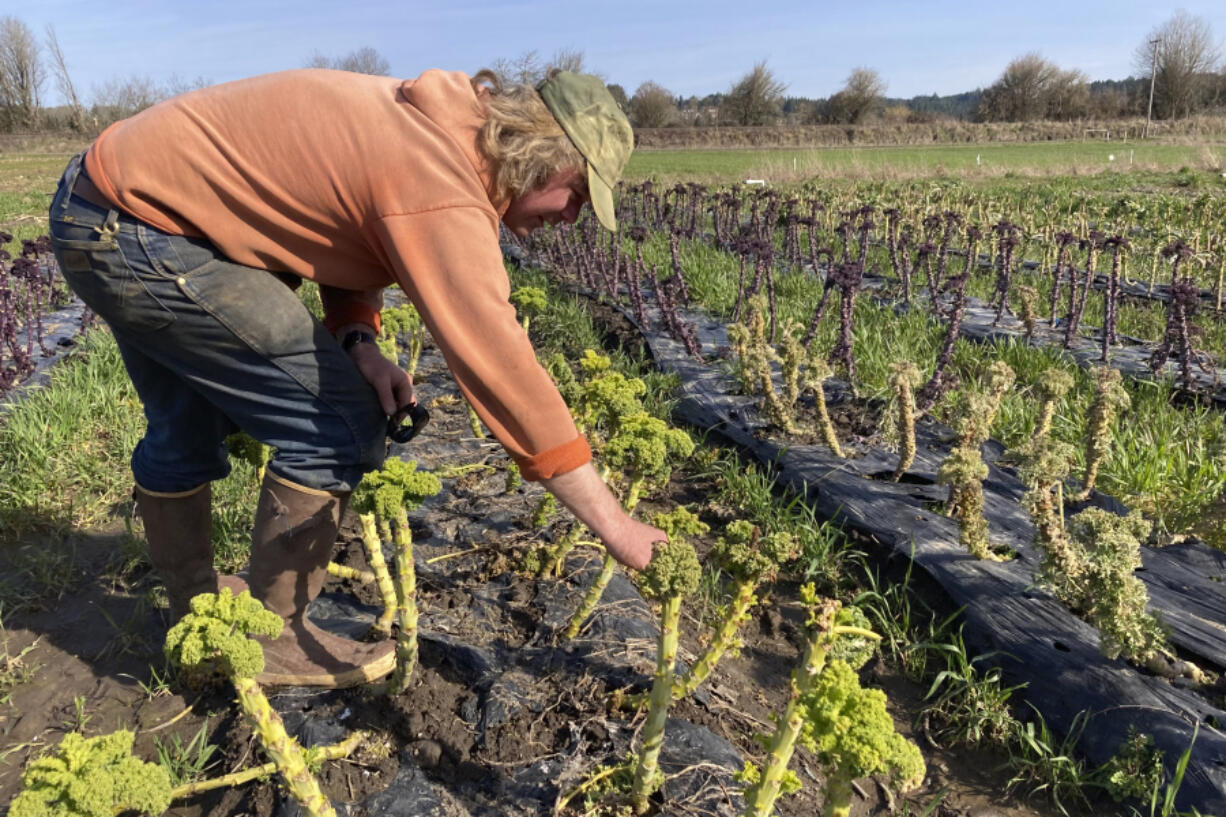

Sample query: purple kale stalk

[827,260,864,389]
[1150,241,1209,390]
[1101,235,1129,361]
[625,225,651,327]
[1049,231,1076,327]
[935,210,962,292]
[1064,231,1103,348]
[916,227,979,415]
[667,228,691,305]
[801,247,837,348]
[896,225,916,305]
[990,220,1021,326]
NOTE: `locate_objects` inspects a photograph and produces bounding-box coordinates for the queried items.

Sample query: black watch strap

[341,329,377,352]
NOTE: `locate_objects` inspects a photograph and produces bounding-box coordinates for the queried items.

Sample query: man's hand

[602,515,666,571]
[542,462,667,571]
[349,342,414,415]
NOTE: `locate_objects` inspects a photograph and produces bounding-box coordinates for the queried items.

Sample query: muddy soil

[0,336,1111,817]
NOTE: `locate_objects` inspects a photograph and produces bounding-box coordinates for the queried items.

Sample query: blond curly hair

[472,69,584,201]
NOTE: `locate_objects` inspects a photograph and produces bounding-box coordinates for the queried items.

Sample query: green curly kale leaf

[352,459,442,518]
[164,588,283,679]
[10,731,172,817]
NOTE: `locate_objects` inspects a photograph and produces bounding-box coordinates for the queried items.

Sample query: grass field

[625,139,1225,184]
[0,152,79,244]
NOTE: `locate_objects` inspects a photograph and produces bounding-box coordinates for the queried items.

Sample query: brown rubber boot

[248,473,395,688]
[135,482,246,620]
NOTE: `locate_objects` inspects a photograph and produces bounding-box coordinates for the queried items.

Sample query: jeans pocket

[50,230,176,334]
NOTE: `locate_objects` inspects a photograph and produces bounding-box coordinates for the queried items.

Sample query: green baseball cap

[537,71,634,232]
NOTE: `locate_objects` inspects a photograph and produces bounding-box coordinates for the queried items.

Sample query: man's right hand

[603,515,667,571]
[348,341,414,416]
[541,462,667,571]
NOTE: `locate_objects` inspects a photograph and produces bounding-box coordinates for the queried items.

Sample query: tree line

[0,11,1222,134]
[622,12,1223,128]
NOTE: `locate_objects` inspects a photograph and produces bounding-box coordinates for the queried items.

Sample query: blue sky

[25,1,1226,104]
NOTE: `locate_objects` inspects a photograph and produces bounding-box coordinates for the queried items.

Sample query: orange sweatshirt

[84,68,589,480]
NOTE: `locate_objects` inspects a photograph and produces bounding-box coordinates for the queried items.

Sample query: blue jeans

[47,154,386,493]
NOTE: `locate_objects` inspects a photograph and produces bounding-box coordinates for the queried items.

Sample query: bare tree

[1046,67,1090,120]
[978,53,1056,121]
[976,53,1088,121]
[547,47,587,75]
[44,24,86,132]
[489,50,543,86]
[488,48,597,87]
[629,81,675,128]
[719,60,786,126]
[824,67,887,124]
[91,75,162,122]
[163,74,211,97]
[1134,11,1221,119]
[305,50,333,70]
[0,16,44,130]
[336,47,389,76]
[305,47,390,76]
[605,82,629,112]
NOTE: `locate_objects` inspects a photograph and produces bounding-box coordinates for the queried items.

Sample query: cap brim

[587,163,617,231]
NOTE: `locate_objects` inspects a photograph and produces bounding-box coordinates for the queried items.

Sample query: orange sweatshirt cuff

[323,302,382,334]
[514,435,592,482]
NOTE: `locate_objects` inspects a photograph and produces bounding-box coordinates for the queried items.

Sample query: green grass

[626,141,1224,185]
[0,329,260,610]
[0,152,73,247]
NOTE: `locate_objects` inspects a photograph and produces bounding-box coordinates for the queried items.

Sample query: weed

[700,452,846,588]
[0,611,39,704]
[853,552,956,681]
[116,663,173,700]
[154,718,221,787]
[60,695,93,733]
[1005,706,1093,816]
[915,630,1021,749]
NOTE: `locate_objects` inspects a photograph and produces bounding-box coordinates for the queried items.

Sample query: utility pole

[1144,37,1159,139]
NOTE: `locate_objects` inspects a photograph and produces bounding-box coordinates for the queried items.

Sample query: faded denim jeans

[47,154,386,493]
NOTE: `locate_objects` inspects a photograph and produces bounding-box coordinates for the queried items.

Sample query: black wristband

[341,329,377,352]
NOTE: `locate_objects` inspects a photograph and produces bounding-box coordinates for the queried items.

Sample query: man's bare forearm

[541,462,664,570]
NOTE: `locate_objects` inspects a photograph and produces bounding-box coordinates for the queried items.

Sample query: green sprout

[629,507,705,814]
[801,660,926,817]
[225,431,270,484]
[504,460,522,493]
[730,294,799,431]
[741,594,903,817]
[546,352,582,407]
[669,521,798,701]
[10,731,172,817]
[380,303,426,378]
[352,459,442,694]
[937,364,1013,561]
[1067,508,1168,663]
[1032,369,1074,440]
[565,414,694,640]
[164,589,337,817]
[510,285,548,334]
[1015,283,1038,341]
[1078,366,1129,500]
[803,352,844,458]
[887,361,923,481]
[778,325,805,409]
[1018,436,1080,599]
[538,352,649,578]
[936,445,992,559]
[466,404,486,439]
